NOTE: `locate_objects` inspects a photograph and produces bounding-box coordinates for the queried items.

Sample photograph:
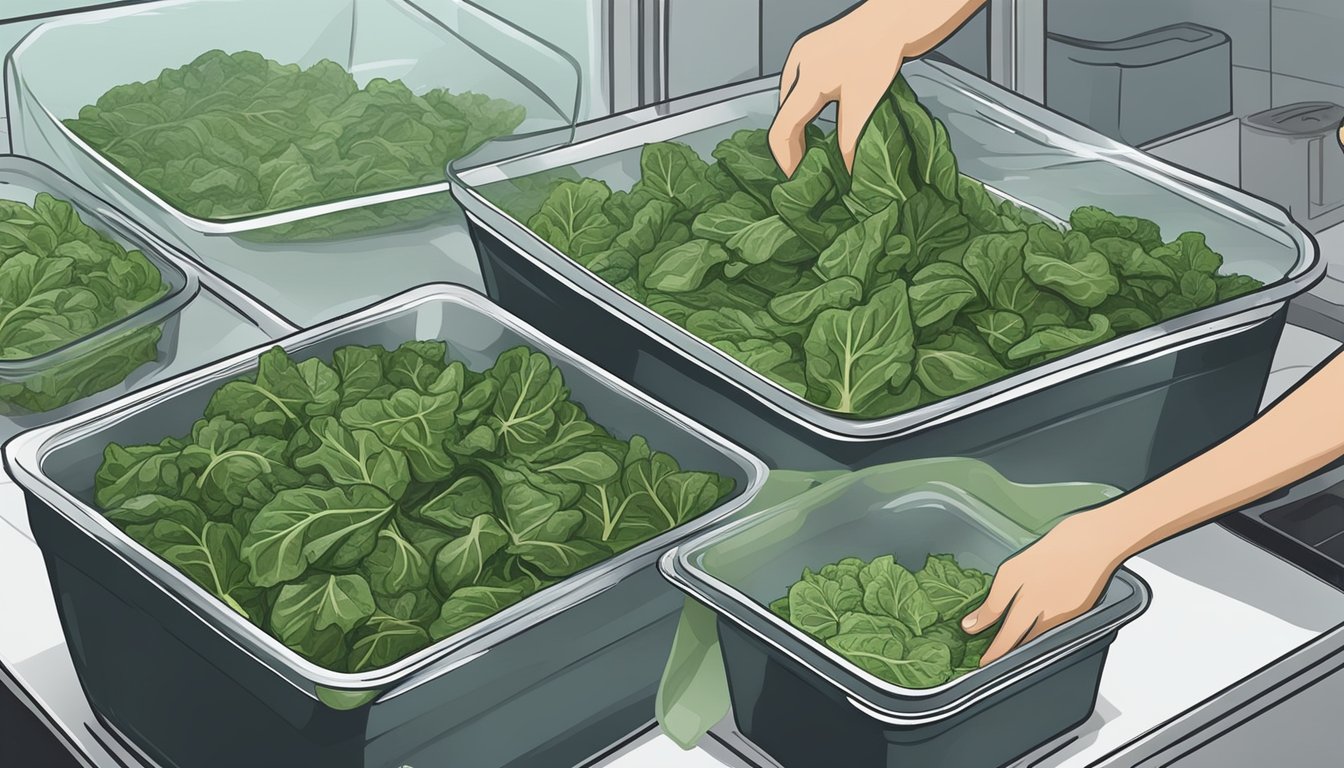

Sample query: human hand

[960,514,1129,666]
[768,0,986,175]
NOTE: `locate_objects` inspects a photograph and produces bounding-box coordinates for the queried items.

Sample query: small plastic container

[6,284,766,768]
[1046,23,1232,146]
[0,156,198,422]
[451,58,1322,488]
[660,469,1150,768]
[6,0,582,326]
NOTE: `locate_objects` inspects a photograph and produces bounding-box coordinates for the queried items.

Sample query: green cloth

[654,457,1120,749]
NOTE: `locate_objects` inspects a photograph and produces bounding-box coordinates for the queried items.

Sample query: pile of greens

[770,553,995,688]
[65,50,526,240]
[0,193,169,413]
[94,341,734,673]
[501,75,1263,419]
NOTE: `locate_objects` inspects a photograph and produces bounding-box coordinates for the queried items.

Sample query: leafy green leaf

[1023,225,1119,308]
[815,202,900,285]
[859,555,938,633]
[434,514,510,595]
[361,520,432,598]
[725,216,815,266]
[1070,206,1163,251]
[270,573,375,669]
[788,576,863,640]
[915,555,991,622]
[290,416,410,498]
[692,192,769,243]
[643,240,728,293]
[1006,315,1114,364]
[528,179,619,259]
[712,129,786,207]
[242,485,394,588]
[633,142,720,215]
[826,632,952,688]
[914,330,1010,399]
[768,277,864,325]
[909,263,982,328]
[429,585,527,640]
[804,282,916,415]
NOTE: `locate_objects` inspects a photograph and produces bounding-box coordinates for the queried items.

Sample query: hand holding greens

[65,50,526,239]
[497,75,1263,419]
[770,553,995,688]
[0,192,169,413]
[94,341,734,673]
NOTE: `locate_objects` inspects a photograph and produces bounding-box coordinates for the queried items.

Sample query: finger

[835,79,891,172]
[961,572,1018,635]
[1018,608,1081,648]
[979,602,1041,667]
[769,83,828,176]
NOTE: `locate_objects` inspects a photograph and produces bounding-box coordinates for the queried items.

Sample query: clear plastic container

[451,59,1323,486]
[660,466,1150,768]
[0,156,198,421]
[5,284,766,768]
[6,0,582,326]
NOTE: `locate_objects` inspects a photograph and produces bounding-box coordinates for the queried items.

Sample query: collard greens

[499,75,1264,419]
[0,192,169,413]
[95,341,734,673]
[770,553,995,687]
[65,50,526,240]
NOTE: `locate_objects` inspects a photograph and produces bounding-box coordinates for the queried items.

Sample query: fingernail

[962,614,978,629]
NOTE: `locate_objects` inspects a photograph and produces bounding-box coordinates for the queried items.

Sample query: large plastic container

[0,155,199,424]
[6,0,581,326]
[450,59,1322,489]
[660,468,1150,768]
[4,285,766,768]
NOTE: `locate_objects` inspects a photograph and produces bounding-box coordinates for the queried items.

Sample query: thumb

[962,573,1017,634]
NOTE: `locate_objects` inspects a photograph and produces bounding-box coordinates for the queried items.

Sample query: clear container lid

[6,0,582,234]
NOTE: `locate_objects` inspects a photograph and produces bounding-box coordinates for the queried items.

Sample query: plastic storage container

[4,285,766,768]
[660,468,1150,768]
[0,155,199,424]
[1046,23,1232,146]
[1241,102,1344,234]
[6,0,581,327]
[451,58,1322,488]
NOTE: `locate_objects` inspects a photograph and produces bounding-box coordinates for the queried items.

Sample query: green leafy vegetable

[776,552,997,688]
[96,341,734,673]
[0,193,171,413]
[497,73,1265,420]
[66,50,526,239]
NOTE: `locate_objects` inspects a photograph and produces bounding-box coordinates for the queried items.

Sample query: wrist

[1055,501,1150,570]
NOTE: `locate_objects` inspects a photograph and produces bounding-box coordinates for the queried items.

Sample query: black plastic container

[7,286,766,768]
[452,60,1321,489]
[661,467,1150,768]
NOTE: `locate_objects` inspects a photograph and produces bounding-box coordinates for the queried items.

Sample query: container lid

[1244,102,1344,138]
[660,460,1150,724]
[1047,23,1230,67]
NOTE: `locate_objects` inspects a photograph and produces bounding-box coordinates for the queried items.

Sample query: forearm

[856,0,988,57]
[1094,350,1344,566]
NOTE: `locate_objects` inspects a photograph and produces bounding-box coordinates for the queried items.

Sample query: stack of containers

[0,156,201,431]
[5,285,767,768]
[449,59,1323,489]
[6,0,582,327]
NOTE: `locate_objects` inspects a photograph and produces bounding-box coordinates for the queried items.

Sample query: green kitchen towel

[654,457,1121,749]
